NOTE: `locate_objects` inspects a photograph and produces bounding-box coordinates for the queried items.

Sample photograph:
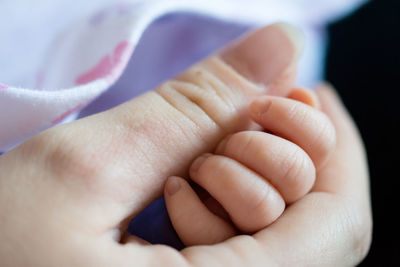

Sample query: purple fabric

[128,197,184,249]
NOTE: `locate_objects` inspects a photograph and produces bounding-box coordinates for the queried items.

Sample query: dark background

[326,0,400,265]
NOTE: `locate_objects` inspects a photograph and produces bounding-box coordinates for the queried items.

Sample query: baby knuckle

[248,182,273,213]
[282,147,314,191]
[245,185,284,230]
[287,101,310,126]
[228,132,257,156]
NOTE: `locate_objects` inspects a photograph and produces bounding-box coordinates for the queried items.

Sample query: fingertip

[165,176,183,197]
[287,87,320,109]
[248,93,337,170]
[220,23,303,90]
[190,154,212,175]
[315,82,343,106]
[273,22,305,62]
[164,176,236,246]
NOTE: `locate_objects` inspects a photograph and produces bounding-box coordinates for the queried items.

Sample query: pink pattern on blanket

[75,41,134,86]
[0,83,8,89]
[75,56,112,85]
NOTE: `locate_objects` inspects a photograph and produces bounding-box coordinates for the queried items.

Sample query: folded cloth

[0,0,367,152]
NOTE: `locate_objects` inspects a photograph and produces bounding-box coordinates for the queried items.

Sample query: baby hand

[164,88,336,246]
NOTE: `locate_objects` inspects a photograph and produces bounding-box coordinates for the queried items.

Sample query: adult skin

[0,24,372,266]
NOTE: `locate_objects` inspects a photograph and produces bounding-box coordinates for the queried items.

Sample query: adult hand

[0,23,371,267]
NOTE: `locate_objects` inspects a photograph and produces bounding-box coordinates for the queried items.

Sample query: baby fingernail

[166,176,181,196]
[249,98,272,117]
[190,154,211,173]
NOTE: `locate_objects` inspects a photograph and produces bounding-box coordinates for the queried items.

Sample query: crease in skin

[158,80,224,131]
[155,82,226,153]
[205,57,265,95]
[188,58,263,132]
[154,85,211,141]
[157,58,261,136]
[175,65,235,111]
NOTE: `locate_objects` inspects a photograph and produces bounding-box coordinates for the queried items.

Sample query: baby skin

[164,88,336,246]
